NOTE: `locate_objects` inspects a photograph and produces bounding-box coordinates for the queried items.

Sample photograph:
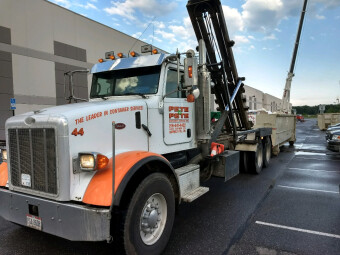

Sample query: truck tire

[289,141,295,146]
[124,173,175,255]
[263,138,271,168]
[245,143,263,174]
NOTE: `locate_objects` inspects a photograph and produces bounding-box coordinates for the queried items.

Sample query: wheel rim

[139,193,167,245]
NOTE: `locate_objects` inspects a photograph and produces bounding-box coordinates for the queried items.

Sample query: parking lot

[0,119,339,254]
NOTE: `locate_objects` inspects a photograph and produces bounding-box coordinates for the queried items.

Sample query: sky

[48,0,340,106]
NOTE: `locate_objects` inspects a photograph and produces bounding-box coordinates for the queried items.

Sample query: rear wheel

[263,138,271,168]
[242,143,263,174]
[124,173,175,255]
[250,143,264,174]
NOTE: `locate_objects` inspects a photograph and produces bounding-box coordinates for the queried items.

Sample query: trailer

[318,113,340,130]
[0,0,274,254]
[254,113,296,155]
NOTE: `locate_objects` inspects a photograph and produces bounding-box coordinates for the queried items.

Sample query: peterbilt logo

[115,123,126,129]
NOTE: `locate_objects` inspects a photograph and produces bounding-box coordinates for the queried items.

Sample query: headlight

[78,153,109,171]
[332,135,340,140]
[1,149,7,161]
[80,154,95,169]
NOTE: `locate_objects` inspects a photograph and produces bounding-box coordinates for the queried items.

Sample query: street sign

[10,98,16,110]
[319,104,325,114]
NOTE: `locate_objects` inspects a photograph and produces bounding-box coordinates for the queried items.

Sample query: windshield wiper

[123,93,147,99]
[92,95,109,100]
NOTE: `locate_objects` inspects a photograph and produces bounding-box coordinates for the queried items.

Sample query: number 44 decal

[71,128,84,136]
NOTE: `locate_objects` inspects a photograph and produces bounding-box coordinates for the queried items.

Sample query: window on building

[254,97,257,110]
[249,96,252,110]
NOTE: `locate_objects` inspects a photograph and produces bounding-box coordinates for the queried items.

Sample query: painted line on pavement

[288,167,340,173]
[277,185,338,194]
[295,157,340,161]
[255,221,340,239]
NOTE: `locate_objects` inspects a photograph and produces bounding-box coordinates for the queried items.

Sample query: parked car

[296,114,304,122]
[328,123,340,129]
[325,125,340,140]
[327,130,340,152]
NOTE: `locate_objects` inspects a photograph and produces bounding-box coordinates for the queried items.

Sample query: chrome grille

[8,128,57,194]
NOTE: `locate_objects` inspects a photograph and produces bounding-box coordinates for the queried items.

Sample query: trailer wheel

[124,173,175,255]
[248,143,263,174]
[263,138,271,168]
[289,141,295,146]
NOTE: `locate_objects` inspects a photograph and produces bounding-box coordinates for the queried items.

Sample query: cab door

[163,68,194,145]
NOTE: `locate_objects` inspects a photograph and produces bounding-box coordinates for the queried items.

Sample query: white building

[243,85,291,113]
[0,0,164,141]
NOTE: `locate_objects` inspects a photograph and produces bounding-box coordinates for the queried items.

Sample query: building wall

[243,85,265,111]
[0,0,159,140]
[243,85,285,112]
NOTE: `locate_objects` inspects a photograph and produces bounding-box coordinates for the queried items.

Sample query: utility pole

[281,0,308,113]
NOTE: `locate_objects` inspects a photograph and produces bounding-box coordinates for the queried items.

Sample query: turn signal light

[97,154,109,170]
[152,49,158,54]
[188,66,193,78]
[187,93,195,103]
[117,53,125,58]
[130,51,139,57]
[109,55,115,60]
[98,58,104,63]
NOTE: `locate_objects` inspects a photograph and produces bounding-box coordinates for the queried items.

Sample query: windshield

[90,65,161,98]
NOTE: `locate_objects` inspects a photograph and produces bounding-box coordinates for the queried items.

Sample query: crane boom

[282,0,308,113]
[187,0,251,136]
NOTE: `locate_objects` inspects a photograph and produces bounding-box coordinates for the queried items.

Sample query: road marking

[288,167,340,173]
[255,221,340,239]
[278,185,339,194]
[295,157,340,161]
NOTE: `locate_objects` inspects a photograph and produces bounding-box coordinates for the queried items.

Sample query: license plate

[26,215,42,231]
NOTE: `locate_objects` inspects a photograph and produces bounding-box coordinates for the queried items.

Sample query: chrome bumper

[0,188,111,241]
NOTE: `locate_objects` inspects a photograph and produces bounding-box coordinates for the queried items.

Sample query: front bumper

[327,140,340,152]
[0,188,111,241]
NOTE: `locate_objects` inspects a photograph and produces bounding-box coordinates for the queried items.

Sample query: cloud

[219,0,340,35]
[76,2,98,10]
[222,5,244,36]
[149,35,162,42]
[234,35,250,44]
[263,33,277,40]
[155,29,177,43]
[315,14,325,20]
[104,0,177,21]
[153,21,165,29]
[132,32,142,38]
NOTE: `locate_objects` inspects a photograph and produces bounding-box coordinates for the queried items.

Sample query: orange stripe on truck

[82,151,165,206]
[0,162,8,187]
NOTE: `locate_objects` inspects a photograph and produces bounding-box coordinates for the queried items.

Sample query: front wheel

[124,173,175,255]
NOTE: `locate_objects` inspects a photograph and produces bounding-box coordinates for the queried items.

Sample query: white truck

[0,0,273,254]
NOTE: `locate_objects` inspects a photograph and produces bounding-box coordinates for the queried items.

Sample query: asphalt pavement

[0,119,339,254]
